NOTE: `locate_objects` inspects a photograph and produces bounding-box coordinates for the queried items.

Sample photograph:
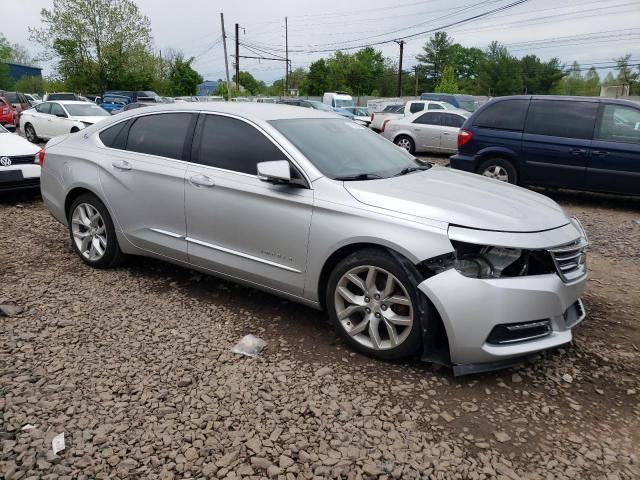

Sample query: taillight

[381,119,390,132]
[371,112,375,121]
[38,149,45,167]
[2,108,8,114]
[458,129,473,148]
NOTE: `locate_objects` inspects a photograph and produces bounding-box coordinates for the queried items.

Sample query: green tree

[30,0,154,93]
[232,71,264,95]
[288,67,307,92]
[0,34,13,89]
[16,76,45,94]
[615,54,639,93]
[449,44,484,93]
[305,59,330,95]
[416,32,454,88]
[477,41,522,96]
[520,55,564,94]
[168,56,202,95]
[213,81,249,100]
[435,65,459,93]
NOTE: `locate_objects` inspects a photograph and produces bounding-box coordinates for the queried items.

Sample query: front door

[184,113,313,297]
[588,103,640,195]
[96,112,195,262]
[48,103,72,137]
[521,99,598,189]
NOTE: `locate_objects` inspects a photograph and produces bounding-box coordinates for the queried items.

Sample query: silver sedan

[381,109,471,154]
[40,103,588,374]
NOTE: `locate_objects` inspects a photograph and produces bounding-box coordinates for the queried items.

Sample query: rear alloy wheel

[477,158,518,184]
[68,194,123,268]
[24,124,39,143]
[327,249,422,360]
[394,135,415,154]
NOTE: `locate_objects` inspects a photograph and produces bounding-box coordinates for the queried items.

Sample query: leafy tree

[416,32,454,87]
[305,59,330,95]
[16,76,45,94]
[0,35,13,89]
[213,81,249,100]
[520,55,564,94]
[615,54,639,94]
[30,0,154,93]
[476,41,522,96]
[232,71,264,95]
[435,65,459,93]
[288,67,307,92]
[168,56,202,96]
[449,45,485,93]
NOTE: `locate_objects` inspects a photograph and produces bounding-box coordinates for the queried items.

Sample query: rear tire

[67,193,124,269]
[326,249,423,360]
[477,157,518,184]
[394,135,415,154]
[24,123,39,143]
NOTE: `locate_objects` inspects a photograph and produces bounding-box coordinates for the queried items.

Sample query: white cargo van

[322,92,355,109]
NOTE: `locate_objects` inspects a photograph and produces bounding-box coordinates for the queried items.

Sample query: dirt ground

[1,182,639,479]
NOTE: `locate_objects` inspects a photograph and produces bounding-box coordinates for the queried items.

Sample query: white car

[20,101,111,143]
[381,109,471,154]
[0,124,41,191]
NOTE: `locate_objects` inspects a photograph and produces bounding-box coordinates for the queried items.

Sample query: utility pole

[285,16,289,96]
[235,23,240,90]
[220,13,231,100]
[396,40,405,97]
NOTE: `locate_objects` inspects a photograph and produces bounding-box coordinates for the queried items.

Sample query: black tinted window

[126,113,192,159]
[409,103,424,113]
[99,121,128,148]
[428,103,443,110]
[3,92,18,103]
[197,115,284,174]
[442,114,465,128]
[596,104,640,145]
[474,99,529,131]
[50,103,66,117]
[414,112,441,125]
[525,100,597,139]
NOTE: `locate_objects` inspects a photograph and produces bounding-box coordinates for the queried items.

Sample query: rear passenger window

[414,112,442,125]
[99,121,129,148]
[196,115,284,175]
[409,103,424,113]
[474,99,529,131]
[126,113,192,160]
[596,104,640,145]
[525,100,598,140]
[442,115,465,128]
[428,104,443,110]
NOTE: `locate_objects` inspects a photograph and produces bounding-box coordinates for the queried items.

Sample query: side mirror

[55,112,67,118]
[257,160,291,184]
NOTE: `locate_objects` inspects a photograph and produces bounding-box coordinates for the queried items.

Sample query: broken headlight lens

[424,243,523,279]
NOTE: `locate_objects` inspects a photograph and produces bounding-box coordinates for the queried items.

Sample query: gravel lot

[1,175,639,479]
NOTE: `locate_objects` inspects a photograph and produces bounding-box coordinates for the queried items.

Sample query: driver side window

[50,103,66,117]
[36,102,52,115]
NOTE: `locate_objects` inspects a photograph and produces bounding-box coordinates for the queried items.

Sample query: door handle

[413,128,421,132]
[593,150,609,157]
[442,132,450,136]
[569,148,587,156]
[189,174,215,188]
[111,160,132,171]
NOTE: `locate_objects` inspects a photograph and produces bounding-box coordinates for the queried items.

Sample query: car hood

[343,166,570,232]
[0,132,41,157]
[70,116,110,124]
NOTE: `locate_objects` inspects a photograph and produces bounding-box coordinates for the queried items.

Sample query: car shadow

[0,188,41,205]
[531,187,640,212]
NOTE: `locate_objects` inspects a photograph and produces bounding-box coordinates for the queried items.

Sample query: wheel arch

[475,147,521,174]
[64,186,98,218]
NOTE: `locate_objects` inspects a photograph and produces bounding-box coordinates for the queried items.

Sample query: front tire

[477,158,518,184]
[326,249,422,360]
[68,193,123,268]
[24,123,39,143]
[394,135,415,154]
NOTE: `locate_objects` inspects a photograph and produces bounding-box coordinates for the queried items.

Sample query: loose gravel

[1,189,639,480]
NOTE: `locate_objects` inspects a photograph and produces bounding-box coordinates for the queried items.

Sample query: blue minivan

[450,96,640,196]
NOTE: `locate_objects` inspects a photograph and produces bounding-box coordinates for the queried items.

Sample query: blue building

[5,63,43,82]
[197,80,220,96]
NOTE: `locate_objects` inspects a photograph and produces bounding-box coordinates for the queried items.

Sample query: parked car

[0,124,41,191]
[255,97,276,104]
[322,91,355,109]
[277,99,335,112]
[104,90,161,103]
[450,95,640,196]
[120,102,151,112]
[341,106,372,126]
[24,94,42,106]
[370,100,457,132]
[20,101,110,143]
[231,97,250,102]
[100,94,131,114]
[0,91,31,123]
[40,103,588,374]
[44,92,82,101]
[334,107,355,120]
[83,94,102,104]
[420,93,479,112]
[382,110,471,154]
[0,97,17,130]
[195,96,225,102]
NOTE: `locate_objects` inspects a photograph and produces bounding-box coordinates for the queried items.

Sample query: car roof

[108,102,340,121]
[48,100,96,105]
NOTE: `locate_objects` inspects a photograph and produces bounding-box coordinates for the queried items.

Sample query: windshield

[271,118,422,179]
[64,104,110,117]
[345,107,370,116]
[455,97,478,112]
[307,101,334,112]
[140,91,158,98]
[334,98,355,108]
[104,96,128,104]
[48,93,77,101]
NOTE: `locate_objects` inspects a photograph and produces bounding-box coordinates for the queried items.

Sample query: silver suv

[40,103,588,374]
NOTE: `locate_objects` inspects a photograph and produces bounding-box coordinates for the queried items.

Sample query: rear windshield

[64,104,110,117]
[455,97,478,112]
[3,92,18,103]
[48,93,77,101]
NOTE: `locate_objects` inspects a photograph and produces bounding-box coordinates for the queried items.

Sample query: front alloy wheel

[482,165,509,182]
[71,203,107,261]
[327,249,422,360]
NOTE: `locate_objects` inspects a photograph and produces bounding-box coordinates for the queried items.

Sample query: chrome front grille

[549,240,588,282]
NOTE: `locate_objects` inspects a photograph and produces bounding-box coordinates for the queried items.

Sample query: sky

[2,0,639,84]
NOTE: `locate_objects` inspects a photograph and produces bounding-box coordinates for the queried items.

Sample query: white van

[322,92,355,109]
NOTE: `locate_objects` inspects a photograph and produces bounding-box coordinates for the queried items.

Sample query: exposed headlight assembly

[423,242,524,279]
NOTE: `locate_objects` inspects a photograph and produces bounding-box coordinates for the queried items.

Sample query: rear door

[521,99,598,189]
[412,112,443,151]
[440,113,466,152]
[588,102,640,195]
[28,102,51,134]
